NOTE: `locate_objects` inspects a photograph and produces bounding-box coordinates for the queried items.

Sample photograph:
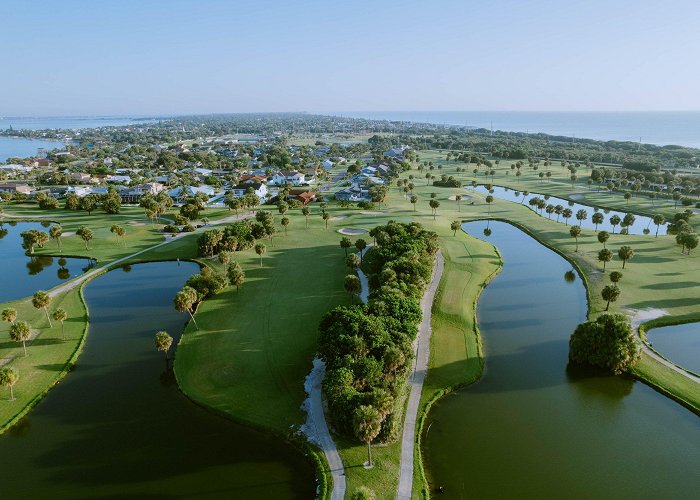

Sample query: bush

[181,224,195,232]
[163,224,179,233]
[351,486,377,500]
[569,313,641,374]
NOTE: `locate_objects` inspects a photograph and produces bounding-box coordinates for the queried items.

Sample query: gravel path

[397,250,444,500]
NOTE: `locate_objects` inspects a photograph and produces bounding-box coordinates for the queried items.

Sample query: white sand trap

[360,211,385,215]
[625,308,669,330]
[570,194,585,200]
[337,228,368,235]
[448,195,472,201]
[61,231,75,237]
[128,221,147,226]
[330,215,348,221]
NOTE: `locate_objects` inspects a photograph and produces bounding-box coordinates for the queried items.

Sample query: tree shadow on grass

[641,281,699,290]
[36,363,66,372]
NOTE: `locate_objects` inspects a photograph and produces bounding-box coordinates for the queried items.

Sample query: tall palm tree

[451,220,461,236]
[1,307,16,325]
[653,214,666,237]
[410,195,418,210]
[455,194,462,212]
[597,230,610,248]
[32,291,52,327]
[343,274,362,302]
[49,225,62,250]
[255,242,267,267]
[562,208,573,225]
[10,321,31,356]
[609,215,621,234]
[227,262,245,292]
[302,206,311,228]
[601,284,621,311]
[618,246,634,268]
[570,225,582,252]
[429,199,440,220]
[598,248,612,270]
[322,211,331,229]
[154,331,173,360]
[281,216,290,235]
[0,367,19,401]
[592,212,604,231]
[485,195,494,215]
[340,237,352,257]
[575,209,588,225]
[353,405,383,468]
[52,308,68,340]
[355,239,367,263]
[174,286,199,329]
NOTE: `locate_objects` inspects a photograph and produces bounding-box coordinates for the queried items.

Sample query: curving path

[397,250,444,500]
[628,309,700,384]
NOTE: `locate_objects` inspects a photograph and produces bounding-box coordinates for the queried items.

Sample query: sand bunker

[448,194,472,201]
[337,228,368,235]
[61,231,75,237]
[625,308,669,330]
[330,215,349,221]
[360,211,385,215]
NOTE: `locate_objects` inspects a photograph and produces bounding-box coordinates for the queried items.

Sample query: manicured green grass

[174,211,354,432]
[0,287,87,431]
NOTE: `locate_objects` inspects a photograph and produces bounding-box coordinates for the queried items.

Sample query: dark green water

[647,323,700,375]
[0,261,315,499]
[423,221,700,498]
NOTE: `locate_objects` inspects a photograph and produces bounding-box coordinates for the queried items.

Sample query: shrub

[569,313,641,374]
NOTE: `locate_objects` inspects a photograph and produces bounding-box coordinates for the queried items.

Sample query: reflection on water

[423,220,700,498]
[0,221,89,301]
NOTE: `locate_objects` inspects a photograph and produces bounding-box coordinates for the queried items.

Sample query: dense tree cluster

[319,222,437,441]
[569,313,641,374]
[195,217,270,258]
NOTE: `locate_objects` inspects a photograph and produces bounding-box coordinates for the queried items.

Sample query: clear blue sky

[3,0,700,115]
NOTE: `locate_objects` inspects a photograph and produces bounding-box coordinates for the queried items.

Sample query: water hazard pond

[0,261,315,498]
[0,221,90,302]
[423,221,700,498]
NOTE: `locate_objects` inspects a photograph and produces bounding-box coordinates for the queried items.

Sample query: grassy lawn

[0,148,698,499]
[174,210,354,432]
[0,287,87,431]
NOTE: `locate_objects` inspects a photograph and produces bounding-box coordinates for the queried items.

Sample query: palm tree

[562,208,573,225]
[340,237,352,257]
[154,331,173,360]
[610,271,623,283]
[52,308,68,340]
[255,242,267,267]
[569,225,582,252]
[49,225,62,250]
[10,321,31,356]
[597,230,610,248]
[110,224,126,246]
[227,262,245,292]
[545,204,554,219]
[429,199,440,220]
[451,220,461,236]
[353,405,383,468]
[218,251,231,266]
[322,211,331,229]
[601,284,621,311]
[355,239,367,263]
[32,291,52,327]
[302,206,311,228]
[598,248,613,270]
[0,367,19,401]
[609,215,621,234]
[76,226,93,250]
[1,307,16,325]
[281,216,290,235]
[485,195,494,216]
[618,246,634,268]
[410,195,418,210]
[174,286,199,329]
[575,209,588,225]
[592,212,604,231]
[554,204,564,222]
[455,194,462,212]
[653,214,666,237]
[343,274,362,302]
[346,253,361,270]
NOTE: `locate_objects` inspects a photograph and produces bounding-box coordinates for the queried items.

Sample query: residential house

[168,185,216,204]
[0,183,32,195]
[230,182,268,201]
[384,146,409,159]
[335,183,371,202]
[271,170,306,186]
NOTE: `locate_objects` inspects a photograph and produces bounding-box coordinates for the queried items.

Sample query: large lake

[0,137,65,162]
[0,261,315,498]
[647,323,700,375]
[422,221,700,498]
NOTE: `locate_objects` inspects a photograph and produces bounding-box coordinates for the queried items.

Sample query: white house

[105,175,132,184]
[271,170,306,186]
[168,185,216,204]
[0,164,33,174]
[230,182,268,201]
[322,159,334,169]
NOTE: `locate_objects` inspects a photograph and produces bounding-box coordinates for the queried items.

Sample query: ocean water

[0,116,157,131]
[0,137,66,162]
[332,111,700,148]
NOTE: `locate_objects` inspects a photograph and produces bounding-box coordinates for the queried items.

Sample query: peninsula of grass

[0,287,88,432]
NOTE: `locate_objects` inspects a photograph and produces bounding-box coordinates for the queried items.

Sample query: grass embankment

[0,287,87,432]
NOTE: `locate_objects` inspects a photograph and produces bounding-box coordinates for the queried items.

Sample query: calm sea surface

[0,116,156,130]
[333,111,700,148]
